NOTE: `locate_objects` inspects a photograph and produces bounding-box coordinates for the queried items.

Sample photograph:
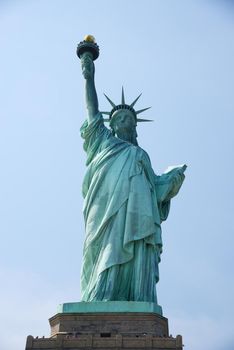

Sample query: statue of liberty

[77,36,186,305]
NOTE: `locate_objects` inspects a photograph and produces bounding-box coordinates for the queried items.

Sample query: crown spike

[130,93,142,107]
[136,107,151,115]
[121,86,125,105]
[104,93,116,107]
[101,111,111,115]
[137,118,153,122]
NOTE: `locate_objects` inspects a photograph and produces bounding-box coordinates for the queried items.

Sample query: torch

[76,35,99,61]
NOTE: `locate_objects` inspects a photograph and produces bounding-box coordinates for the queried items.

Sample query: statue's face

[110,110,136,134]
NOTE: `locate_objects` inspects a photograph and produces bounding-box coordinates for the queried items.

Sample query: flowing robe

[80,113,185,303]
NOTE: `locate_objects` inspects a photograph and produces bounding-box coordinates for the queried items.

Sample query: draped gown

[80,113,185,303]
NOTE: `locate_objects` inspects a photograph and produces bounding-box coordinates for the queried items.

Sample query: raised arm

[80,52,99,124]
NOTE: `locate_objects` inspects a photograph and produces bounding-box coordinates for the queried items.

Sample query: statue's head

[102,88,152,145]
[110,109,138,145]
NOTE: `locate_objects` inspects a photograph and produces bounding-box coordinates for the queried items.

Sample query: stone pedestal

[25,302,183,350]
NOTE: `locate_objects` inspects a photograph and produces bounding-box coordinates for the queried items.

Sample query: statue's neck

[116,130,138,146]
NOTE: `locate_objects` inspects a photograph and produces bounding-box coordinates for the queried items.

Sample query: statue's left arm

[155,165,187,222]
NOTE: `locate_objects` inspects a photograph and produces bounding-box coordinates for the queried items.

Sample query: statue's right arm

[80,52,99,124]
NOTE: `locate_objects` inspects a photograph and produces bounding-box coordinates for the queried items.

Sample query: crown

[101,87,153,123]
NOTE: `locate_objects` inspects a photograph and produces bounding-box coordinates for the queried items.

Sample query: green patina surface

[76,39,186,308]
[58,301,162,315]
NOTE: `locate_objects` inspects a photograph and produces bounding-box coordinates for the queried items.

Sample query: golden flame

[84,35,96,43]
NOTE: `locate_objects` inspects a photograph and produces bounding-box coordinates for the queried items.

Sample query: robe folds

[80,113,185,303]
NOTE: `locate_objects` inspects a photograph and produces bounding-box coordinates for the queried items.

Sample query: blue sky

[0,1,234,349]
